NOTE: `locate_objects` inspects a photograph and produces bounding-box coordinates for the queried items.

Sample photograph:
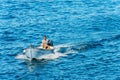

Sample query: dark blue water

[0,0,120,80]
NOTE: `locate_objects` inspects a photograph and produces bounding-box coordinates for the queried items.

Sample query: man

[42,35,51,49]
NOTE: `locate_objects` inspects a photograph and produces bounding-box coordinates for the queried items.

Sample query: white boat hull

[24,46,54,60]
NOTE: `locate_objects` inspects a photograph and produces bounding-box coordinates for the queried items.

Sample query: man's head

[44,35,47,40]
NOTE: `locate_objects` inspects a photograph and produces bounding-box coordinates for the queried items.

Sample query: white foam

[36,44,70,60]
[38,53,67,60]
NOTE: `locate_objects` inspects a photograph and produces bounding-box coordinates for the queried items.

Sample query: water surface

[0,0,120,80]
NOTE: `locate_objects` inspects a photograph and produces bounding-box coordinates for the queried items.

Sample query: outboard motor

[47,40,53,46]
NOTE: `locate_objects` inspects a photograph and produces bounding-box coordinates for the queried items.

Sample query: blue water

[0,0,120,80]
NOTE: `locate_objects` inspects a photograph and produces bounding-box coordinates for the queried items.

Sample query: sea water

[0,0,120,80]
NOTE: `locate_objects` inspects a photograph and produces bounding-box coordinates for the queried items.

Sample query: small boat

[24,45,54,61]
